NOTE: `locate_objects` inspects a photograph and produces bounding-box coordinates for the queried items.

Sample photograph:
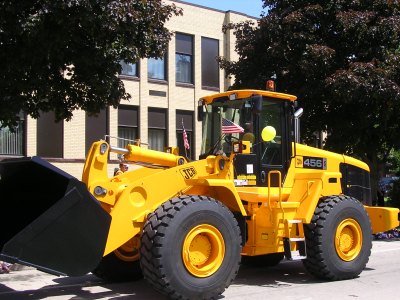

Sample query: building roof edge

[169,0,260,20]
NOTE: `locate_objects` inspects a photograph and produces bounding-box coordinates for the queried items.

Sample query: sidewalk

[0,262,33,274]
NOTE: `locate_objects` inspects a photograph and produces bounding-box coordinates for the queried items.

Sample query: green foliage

[0,0,182,128]
[220,0,400,183]
[388,149,400,175]
[379,150,400,207]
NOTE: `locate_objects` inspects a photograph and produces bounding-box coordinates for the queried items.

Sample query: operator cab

[198,89,297,187]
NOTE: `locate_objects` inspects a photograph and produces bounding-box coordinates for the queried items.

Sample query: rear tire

[303,195,372,280]
[92,235,142,282]
[140,195,242,300]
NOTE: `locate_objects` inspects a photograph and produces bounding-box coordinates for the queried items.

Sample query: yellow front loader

[0,88,398,300]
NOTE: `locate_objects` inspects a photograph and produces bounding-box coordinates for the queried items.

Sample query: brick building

[0,0,256,178]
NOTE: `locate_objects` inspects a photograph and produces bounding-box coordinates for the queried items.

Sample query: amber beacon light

[266,80,275,91]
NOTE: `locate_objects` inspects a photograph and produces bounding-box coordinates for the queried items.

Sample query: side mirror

[294,108,303,143]
[261,126,276,142]
[251,95,262,114]
[294,108,303,118]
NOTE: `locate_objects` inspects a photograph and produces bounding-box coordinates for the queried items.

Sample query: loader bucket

[0,156,111,276]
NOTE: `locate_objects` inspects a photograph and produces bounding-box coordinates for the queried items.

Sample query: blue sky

[180,0,265,18]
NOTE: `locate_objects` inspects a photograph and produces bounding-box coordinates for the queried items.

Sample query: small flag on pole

[222,118,244,134]
[182,121,190,150]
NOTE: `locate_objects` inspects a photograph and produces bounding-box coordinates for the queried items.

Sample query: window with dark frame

[175,33,193,84]
[120,61,139,77]
[201,37,219,89]
[37,111,63,158]
[0,112,25,156]
[148,108,167,151]
[85,109,108,155]
[148,54,167,81]
[176,110,193,160]
[118,105,139,148]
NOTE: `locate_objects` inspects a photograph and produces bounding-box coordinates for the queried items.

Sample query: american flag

[222,118,244,134]
[182,122,190,150]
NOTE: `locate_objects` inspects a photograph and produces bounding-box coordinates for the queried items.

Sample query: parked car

[379,176,400,194]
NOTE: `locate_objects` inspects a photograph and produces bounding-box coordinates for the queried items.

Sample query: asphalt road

[0,239,399,300]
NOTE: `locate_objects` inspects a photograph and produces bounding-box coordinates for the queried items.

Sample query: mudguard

[0,156,111,276]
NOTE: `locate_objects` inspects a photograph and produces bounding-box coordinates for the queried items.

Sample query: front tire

[303,195,372,280]
[140,195,242,300]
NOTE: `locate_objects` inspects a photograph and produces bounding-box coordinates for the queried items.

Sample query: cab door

[255,99,292,187]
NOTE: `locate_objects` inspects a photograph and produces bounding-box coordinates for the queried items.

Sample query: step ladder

[283,219,307,260]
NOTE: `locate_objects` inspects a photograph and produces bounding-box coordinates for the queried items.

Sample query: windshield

[199,95,286,162]
[200,98,253,157]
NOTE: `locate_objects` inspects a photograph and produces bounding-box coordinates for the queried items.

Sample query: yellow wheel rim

[182,224,225,278]
[335,218,362,261]
[114,235,140,262]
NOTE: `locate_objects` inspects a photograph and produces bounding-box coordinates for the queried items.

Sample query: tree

[219,0,400,199]
[387,149,400,207]
[0,0,182,128]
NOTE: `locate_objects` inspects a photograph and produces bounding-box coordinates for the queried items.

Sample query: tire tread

[140,195,241,299]
[303,195,372,280]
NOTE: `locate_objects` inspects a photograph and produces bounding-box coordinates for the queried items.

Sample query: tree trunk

[365,153,380,206]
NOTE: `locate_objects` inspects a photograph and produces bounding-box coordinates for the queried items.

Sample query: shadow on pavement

[0,260,335,300]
